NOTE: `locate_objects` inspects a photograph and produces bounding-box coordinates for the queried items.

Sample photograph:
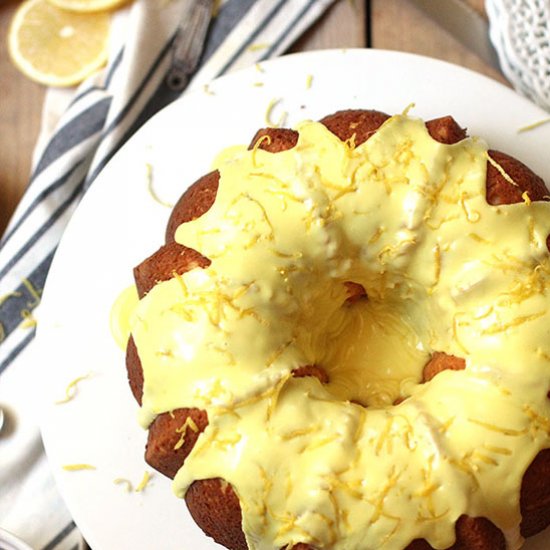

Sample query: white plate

[38,49,550,550]
[0,529,34,550]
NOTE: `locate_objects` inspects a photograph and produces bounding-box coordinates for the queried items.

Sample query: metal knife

[409,0,501,71]
[166,0,214,91]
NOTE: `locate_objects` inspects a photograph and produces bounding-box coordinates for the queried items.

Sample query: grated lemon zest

[146,163,174,208]
[114,477,133,492]
[486,154,519,188]
[432,243,441,288]
[62,463,96,471]
[22,278,41,307]
[0,291,22,307]
[20,309,37,328]
[517,117,550,133]
[481,311,545,335]
[203,83,215,95]
[56,373,91,404]
[248,42,269,51]
[468,418,527,436]
[375,416,394,455]
[402,102,416,116]
[459,192,481,223]
[523,406,550,436]
[344,132,357,150]
[265,98,287,128]
[472,450,499,466]
[251,134,272,167]
[135,470,152,492]
[280,425,319,440]
[452,313,470,355]
[174,416,200,450]
[483,445,512,456]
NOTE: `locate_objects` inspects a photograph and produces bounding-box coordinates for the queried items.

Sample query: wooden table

[0,0,507,237]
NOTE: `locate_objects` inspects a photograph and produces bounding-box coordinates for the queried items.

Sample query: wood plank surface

[371,0,506,85]
[0,0,507,237]
[0,0,45,236]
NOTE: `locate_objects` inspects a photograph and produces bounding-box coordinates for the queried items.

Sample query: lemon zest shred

[459,192,481,223]
[114,477,134,492]
[305,74,313,89]
[523,406,550,436]
[402,102,416,116]
[481,311,545,335]
[62,463,96,471]
[20,309,37,328]
[266,372,292,419]
[517,117,550,133]
[472,450,499,466]
[56,373,91,405]
[265,98,287,128]
[452,313,471,355]
[22,278,41,307]
[368,227,384,244]
[203,83,215,95]
[306,434,339,451]
[0,291,22,307]
[266,340,294,367]
[467,418,527,436]
[135,470,152,492]
[248,42,270,52]
[280,425,320,441]
[251,134,272,167]
[375,416,394,455]
[486,154,519,188]
[173,416,200,450]
[417,507,450,523]
[146,163,174,208]
[483,445,512,456]
[472,305,493,320]
[344,132,357,150]
[432,243,441,288]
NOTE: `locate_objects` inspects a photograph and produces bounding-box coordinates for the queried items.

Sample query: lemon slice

[46,0,130,13]
[8,0,110,87]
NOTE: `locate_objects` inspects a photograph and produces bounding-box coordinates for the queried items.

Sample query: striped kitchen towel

[0,0,336,548]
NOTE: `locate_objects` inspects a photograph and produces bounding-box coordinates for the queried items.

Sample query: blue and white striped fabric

[0,1,335,548]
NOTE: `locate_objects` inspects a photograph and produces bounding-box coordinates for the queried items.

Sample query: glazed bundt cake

[121,109,550,549]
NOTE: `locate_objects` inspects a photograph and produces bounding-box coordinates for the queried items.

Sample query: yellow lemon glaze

[110,285,138,349]
[127,114,550,549]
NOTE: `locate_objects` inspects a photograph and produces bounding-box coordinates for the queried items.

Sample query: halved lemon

[46,0,130,13]
[8,0,110,87]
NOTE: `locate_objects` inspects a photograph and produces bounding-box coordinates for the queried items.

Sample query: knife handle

[167,0,214,91]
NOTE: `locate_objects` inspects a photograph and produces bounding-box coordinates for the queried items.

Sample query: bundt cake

[119,109,550,549]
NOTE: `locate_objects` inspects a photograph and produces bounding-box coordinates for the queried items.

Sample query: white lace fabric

[487,0,550,111]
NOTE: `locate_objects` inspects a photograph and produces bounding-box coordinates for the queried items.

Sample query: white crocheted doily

[486,0,550,111]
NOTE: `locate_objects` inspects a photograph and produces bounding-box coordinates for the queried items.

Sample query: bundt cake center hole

[312,294,429,408]
[344,281,368,304]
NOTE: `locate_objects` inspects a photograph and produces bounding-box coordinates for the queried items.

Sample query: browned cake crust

[126,109,550,549]
[133,242,210,299]
[145,408,208,479]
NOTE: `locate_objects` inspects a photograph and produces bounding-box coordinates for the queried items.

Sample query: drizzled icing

[127,114,550,549]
